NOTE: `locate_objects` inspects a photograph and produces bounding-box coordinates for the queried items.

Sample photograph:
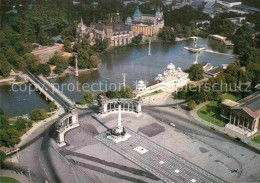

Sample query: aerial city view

[0,0,260,182]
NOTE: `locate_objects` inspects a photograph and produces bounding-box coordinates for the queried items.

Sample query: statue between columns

[106,99,131,143]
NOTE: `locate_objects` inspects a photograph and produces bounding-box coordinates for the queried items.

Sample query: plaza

[56,106,260,183]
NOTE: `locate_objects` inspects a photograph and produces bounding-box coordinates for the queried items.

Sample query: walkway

[0,169,30,183]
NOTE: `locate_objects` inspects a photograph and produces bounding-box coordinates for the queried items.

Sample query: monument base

[106,127,131,143]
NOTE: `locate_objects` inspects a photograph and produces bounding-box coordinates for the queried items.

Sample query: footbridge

[26,71,80,147]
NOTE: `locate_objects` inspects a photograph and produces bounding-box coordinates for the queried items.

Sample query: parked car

[241,140,249,145]
[235,137,241,141]
[170,123,176,127]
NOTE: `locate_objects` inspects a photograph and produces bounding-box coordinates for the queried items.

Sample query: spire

[80,17,83,25]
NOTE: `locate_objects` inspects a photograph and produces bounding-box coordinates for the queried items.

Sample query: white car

[170,123,175,127]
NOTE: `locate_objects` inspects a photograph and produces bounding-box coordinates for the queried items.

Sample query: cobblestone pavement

[95,128,225,183]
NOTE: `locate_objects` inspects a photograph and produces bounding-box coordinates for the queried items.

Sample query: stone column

[251,120,255,131]
[137,103,141,113]
[103,103,107,113]
[247,119,250,130]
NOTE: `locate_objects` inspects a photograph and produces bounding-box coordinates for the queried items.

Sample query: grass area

[222,93,241,101]
[252,134,260,143]
[197,101,228,127]
[142,89,163,97]
[0,177,20,183]
[197,93,240,127]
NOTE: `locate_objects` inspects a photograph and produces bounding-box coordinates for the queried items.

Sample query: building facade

[221,90,260,137]
[76,16,134,47]
[135,63,189,97]
[125,7,164,36]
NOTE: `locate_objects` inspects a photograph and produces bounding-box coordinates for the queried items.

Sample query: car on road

[241,140,249,145]
[170,123,176,127]
[235,137,241,141]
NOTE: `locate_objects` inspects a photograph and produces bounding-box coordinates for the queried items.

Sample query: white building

[217,1,242,8]
[135,63,189,97]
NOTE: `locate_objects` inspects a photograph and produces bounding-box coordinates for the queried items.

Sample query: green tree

[6,129,21,147]
[38,64,51,77]
[210,17,235,37]
[49,53,68,74]
[119,86,133,98]
[0,150,6,166]
[29,108,48,121]
[0,114,10,130]
[48,102,57,111]
[233,24,253,54]
[23,53,40,74]
[84,92,94,104]
[206,106,212,114]
[132,35,142,45]
[187,100,196,111]
[105,90,118,99]
[14,118,32,131]
[158,26,176,41]
[188,64,204,81]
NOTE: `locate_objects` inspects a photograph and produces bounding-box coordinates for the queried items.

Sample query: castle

[76,7,164,47]
[125,7,164,36]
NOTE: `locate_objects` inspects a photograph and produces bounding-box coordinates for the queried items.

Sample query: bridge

[26,71,80,146]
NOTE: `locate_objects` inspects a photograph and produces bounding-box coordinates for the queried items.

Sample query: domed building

[131,7,164,36]
[125,17,132,25]
[135,63,189,97]
[136,80,147,92]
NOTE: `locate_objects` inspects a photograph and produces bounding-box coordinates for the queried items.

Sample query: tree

[48,102,57,111]
[0,114,10,130]
[29,108,48,121]
[0,150,6,166]
[210,17,235,37]
[233,24,253,54]
[187,100,196,110]
[188,64,204,81]
[132,34,142,45]
[89,55,101,68]
[49,53,68,74]
[84,92,94,104]
[0,54,12,77]
[6,129,21,147]
[206,106,212,114]
[38,64,51,77]
[119,86,133,98]
[14,118,32,131]
[106,90,118,99]
[23,53,40,74]
[158,26,176,41]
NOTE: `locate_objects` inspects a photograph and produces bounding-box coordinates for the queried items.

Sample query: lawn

[222,93,241,101]
[0,177,20,183]
[252,134,260,143]
[197,93,240,127]
[197,101,228,127]
[142,89,163,97]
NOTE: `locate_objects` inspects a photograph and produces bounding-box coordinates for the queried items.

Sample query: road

[142,105,260,182]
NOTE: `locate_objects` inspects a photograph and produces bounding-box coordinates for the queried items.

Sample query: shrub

[187,100,197,111]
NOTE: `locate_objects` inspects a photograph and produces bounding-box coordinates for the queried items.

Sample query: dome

[167,63,175,70]
[125,17,132,24]
[158,74,162,77]
[138,80,144,85]
[133,7,142,17]
[177,67,182,71]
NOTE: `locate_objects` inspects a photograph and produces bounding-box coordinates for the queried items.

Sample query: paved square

[95,128,225,183]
